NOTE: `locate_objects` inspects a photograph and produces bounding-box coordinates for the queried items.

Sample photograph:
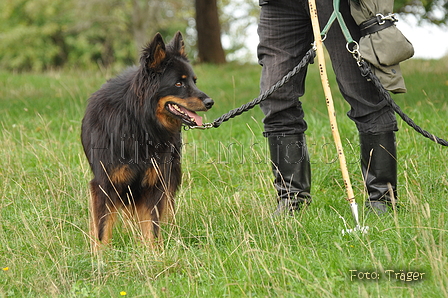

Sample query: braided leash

[184,47,316,130]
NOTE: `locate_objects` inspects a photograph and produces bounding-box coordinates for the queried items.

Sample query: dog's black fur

[81,32,213,249]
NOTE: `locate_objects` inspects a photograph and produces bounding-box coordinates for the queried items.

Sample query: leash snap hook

[183,122,214,131]
[346,41,362,65]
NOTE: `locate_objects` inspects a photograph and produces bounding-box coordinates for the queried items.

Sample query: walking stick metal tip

[342,225,369,235]
[342,226,369,236]
[339,202,369,235]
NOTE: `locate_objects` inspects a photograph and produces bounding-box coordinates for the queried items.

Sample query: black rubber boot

[268,134,312,216]
[360,131,398,215]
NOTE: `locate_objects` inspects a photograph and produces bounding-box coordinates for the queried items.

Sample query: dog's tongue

[182,107,203,126]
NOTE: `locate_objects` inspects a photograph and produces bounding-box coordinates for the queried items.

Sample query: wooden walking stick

[308,0,368,234]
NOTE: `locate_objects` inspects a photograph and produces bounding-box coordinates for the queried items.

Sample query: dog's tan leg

[158,195,175,224]
[135,202,156,248]
[100,204,117,245]
[89,185,101,254]
[89,183,118,253]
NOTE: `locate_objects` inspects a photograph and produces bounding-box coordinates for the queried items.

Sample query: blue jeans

[257,0,398,136]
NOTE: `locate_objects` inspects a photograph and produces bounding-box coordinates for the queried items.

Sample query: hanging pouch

[359,15,414,66]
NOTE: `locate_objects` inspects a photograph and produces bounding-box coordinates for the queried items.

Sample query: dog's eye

[175,82,184,87]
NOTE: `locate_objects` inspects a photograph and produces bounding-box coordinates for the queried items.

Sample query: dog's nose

[203,97,214,109]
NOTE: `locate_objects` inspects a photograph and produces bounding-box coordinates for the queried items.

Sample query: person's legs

[257,0,313,214]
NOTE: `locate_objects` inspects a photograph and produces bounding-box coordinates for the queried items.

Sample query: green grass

[0,57,447,297]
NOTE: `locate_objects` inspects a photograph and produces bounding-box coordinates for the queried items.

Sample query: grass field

[1,56,447,297]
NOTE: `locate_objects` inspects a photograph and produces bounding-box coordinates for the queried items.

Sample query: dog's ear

[167,31,186,58]
[141,33,166,71]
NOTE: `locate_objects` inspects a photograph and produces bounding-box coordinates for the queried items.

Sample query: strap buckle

[376,13,397,25]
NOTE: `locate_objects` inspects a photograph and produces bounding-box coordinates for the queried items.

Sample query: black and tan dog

[81,32,213,250]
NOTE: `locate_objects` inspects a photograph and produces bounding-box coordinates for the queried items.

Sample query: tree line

[0,0,445,71]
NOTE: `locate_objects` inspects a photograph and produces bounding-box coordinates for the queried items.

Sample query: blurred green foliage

[0,0,190,71]
[395,0,448,24]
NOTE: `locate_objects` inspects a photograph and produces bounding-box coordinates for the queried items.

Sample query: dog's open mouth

[166,103,203,126]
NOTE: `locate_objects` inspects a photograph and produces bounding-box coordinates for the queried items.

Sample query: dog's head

[137,32,213,131]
